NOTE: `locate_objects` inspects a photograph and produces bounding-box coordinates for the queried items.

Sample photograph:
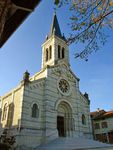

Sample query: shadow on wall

[5,103,14,128]
[0,143,11,150]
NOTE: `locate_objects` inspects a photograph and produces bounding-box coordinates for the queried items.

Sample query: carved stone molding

[52,67,75,81]
[29,81,45,90]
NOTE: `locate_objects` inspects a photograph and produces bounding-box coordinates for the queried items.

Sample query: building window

[62,47,65,59]
[49,46,52,59]
[58,45,61,59]
[94,123,100,129]
[31,103,39,118]
[82,114,86,125]
[2,103,8,121]
[46,48,48,61]
[101,121,108,128]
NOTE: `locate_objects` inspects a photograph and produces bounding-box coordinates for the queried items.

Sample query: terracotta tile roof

[90,109,105,117]
[103,110,113,117]
[90,109,113,120]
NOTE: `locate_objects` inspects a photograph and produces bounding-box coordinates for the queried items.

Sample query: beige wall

[1,85,23,128]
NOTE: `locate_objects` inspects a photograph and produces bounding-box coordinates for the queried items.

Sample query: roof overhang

[0,0,41,48]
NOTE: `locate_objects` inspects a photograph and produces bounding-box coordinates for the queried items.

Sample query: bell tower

[41,13,70,69]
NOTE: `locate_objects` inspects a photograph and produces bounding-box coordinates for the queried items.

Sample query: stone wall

[1,85,23,129]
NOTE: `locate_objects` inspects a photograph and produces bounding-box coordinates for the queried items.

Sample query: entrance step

[36,137,113,150]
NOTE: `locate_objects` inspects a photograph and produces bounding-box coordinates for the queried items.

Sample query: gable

[48,63,79,82]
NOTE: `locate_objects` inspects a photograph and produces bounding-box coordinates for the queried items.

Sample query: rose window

[58,79,70,93]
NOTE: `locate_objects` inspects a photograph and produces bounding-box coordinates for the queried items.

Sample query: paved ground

[86,148,113,150]
[36,137,113,150]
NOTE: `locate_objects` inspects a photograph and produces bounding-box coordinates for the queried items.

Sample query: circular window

[58,79,70,94]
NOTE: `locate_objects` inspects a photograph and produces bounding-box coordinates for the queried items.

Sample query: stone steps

[36,137,113,150]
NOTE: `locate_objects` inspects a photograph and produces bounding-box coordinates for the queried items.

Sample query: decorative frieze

[29,81,45,90]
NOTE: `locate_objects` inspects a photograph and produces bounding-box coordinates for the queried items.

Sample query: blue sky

[0,0,113,112]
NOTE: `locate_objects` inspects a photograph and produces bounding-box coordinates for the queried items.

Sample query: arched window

[62,47,65,59]
[82,114,86,125]
[58,45,61,59]
[2,103,8,121]
[49,46,52,59]
[46,48,48,61]
[31,103,39,118]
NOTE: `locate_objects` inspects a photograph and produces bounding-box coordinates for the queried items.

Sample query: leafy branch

[54,0,113,60]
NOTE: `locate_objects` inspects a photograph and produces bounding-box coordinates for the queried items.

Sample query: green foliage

[0,129,15,149]
[54,0,113,60]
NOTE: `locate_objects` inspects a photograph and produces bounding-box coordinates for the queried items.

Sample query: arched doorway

[57,101,73,137]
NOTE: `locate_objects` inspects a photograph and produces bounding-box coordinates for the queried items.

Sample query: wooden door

[57,116,65,137]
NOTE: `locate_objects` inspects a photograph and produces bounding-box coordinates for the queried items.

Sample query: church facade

[0,13,92,149]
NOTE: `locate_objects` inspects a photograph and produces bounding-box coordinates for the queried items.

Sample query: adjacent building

[91,109,113,144]
[0,13,92,149]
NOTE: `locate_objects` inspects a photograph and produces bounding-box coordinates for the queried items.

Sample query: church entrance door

[57,116,65,137]
[57,101,73,137]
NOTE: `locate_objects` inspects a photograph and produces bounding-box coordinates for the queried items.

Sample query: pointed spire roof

[50,12,62,38]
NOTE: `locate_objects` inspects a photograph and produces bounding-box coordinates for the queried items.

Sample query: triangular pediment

[49,63,79,82]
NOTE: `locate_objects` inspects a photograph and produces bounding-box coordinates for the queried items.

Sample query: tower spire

[42,13,69,69]
[50,13,62,38]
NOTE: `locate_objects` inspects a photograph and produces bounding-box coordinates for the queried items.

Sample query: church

[0,13,92,149]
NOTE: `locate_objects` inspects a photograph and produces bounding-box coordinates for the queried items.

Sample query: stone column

[106,132,109,143]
